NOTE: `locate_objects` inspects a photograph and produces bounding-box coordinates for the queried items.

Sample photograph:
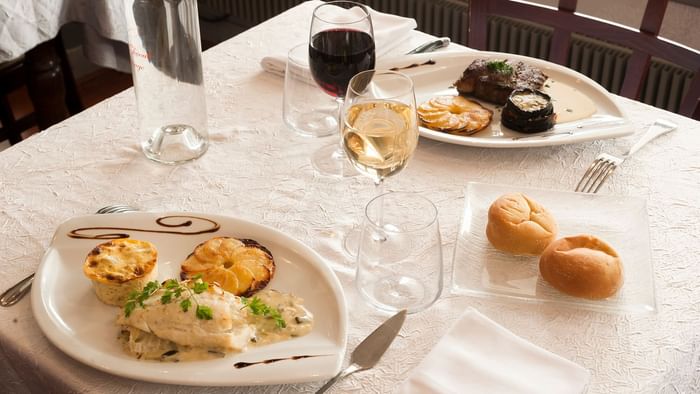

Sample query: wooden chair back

[0,36,82,146]
[467,0,700,120]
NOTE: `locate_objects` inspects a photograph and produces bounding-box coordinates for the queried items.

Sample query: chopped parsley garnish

[196,305,214,320]
[124,281,159,317]
[193,281,208,294]
[241,296,287,328]
[487,60,513,74]
[124,278,213,320]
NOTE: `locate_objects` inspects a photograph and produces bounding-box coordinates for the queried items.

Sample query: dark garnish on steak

[454,59,547,105]
[501,89,557,133]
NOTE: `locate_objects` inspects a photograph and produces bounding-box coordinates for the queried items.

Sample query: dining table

[1,1,699,393]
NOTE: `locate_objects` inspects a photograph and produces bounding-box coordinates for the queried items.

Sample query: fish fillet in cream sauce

[117,284,313,362]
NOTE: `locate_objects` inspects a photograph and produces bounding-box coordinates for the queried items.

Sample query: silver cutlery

[0,205,140,307]
[406,37,450,54]
[316,309,407,394]
[94,204,140,214]
[575,119,677,193]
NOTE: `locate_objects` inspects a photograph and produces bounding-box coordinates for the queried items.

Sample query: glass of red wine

[308,1,376,177]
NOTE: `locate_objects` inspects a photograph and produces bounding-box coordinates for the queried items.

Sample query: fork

[574,119,677,193]
[0,205,139,307]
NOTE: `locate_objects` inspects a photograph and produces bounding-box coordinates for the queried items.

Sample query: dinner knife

[406,37,451,54]
[316,309,407,393]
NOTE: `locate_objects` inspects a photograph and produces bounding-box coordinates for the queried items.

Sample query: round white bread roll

[485,193,557,255]
[539,235,623,300]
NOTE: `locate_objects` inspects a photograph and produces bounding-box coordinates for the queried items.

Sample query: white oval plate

[399,51,633,148]
[31,212,347,386]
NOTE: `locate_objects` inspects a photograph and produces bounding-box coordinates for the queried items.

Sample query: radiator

[485,17,693,114]
[641,58,694,114]
[198,0,305,26]
[351,0,470,44]
[568,34,631,95]
[483,17,632,94]
[199,0,470,41]
[486,16,551,60]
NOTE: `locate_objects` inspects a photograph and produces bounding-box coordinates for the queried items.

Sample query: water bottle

[124,0,208,164]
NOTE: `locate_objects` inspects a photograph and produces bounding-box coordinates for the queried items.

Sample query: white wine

[342,101,418,181]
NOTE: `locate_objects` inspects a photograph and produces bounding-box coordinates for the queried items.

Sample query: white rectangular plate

[31,212,347,386]
[399,51,633,148]
[452,182,656,314]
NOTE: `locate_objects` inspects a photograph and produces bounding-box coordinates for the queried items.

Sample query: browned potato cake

[181,237,275,297]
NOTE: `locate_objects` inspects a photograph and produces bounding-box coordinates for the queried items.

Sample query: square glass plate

[451,182,656,314]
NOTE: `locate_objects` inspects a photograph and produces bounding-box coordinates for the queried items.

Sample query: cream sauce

[118,327,228,362]
[541,78,597,123]
[247,289,314,346]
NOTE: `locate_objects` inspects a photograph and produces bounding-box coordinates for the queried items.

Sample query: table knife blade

[351,309,407,368]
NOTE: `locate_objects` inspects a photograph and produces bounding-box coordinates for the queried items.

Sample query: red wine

[309,29,376,98]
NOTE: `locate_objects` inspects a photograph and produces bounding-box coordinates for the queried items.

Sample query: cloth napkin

[260,5,417,78]
[398,308,590,394]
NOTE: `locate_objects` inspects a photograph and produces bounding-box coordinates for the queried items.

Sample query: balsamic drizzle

[389,59,436,71]
[233,354,327,369]
[67,215,221,239]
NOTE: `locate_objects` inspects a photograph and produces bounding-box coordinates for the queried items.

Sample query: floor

[0,68,133,151]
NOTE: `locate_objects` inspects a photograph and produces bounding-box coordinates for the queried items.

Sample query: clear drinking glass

[283,43,337,138]
[125,0,208,165]
[356,191,443,313]
[341,70,419,256]
[308,1,376,177]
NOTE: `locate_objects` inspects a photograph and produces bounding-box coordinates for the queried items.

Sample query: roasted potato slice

[417,95,493,135]
[181,237,274,296]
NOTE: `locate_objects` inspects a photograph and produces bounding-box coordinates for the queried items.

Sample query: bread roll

[539,235,623,299]
[485,193,557,255]
[83,238,158,306]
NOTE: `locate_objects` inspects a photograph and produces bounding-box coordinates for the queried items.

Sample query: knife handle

[406,37,451,54]
[315,363,363,394]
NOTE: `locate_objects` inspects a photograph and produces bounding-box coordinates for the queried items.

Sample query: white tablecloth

[0,0,130,71]
[1,2,699,393]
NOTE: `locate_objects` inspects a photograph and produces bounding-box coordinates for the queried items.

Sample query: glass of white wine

[341,70,419,256]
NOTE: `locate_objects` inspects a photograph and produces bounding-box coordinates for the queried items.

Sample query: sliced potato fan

[417,95,493,135]
[181,237,274,296]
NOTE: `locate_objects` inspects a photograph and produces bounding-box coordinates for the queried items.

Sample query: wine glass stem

[334,97,347,159]
[373,178,387,241]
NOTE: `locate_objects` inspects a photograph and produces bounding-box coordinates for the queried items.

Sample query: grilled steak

[454,59,547,105]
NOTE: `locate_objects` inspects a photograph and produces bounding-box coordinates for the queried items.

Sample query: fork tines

[575,153,622,193]
[95,205,138,214]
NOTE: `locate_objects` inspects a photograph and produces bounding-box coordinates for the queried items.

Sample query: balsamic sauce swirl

[389,59,436,71]
[67,215,220,239]
[233,354,326,369]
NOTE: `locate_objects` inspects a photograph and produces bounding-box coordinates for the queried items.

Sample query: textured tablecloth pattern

[0,2,699,393]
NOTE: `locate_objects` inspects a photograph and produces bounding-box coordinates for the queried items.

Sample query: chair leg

[0,95,23,145]
[23,40,72,130]
[54,35,84,115]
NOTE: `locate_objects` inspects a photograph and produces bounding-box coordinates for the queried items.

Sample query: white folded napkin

[398,308,590,394]
[260,5,417,78]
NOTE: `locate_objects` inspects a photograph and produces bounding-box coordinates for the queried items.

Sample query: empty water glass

[356,192,443,313]
[283,43,337,138]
